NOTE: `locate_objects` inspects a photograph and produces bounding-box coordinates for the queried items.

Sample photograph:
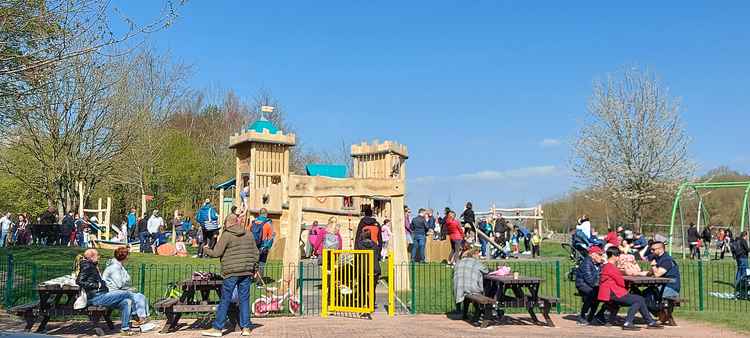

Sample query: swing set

[668,181,750,257]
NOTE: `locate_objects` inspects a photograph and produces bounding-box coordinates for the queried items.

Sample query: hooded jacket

[204,222,260,278]
[102,258,132,291]
[76,259,108,299]
[355,216,382,250]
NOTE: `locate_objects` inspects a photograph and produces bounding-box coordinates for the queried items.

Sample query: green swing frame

[668,181,750,256]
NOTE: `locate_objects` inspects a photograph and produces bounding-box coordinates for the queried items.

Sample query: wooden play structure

[76,181,113,241]
[228,111,409,286]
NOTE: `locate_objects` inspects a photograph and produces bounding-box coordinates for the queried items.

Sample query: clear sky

[121,1,750,212]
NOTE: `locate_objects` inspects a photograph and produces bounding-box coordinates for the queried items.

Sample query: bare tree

[572,68,694,231]
[0,51,137,214]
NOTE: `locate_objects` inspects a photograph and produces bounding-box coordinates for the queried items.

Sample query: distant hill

[542,166,750,233]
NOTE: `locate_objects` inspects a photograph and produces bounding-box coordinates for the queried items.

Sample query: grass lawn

[2,241,749,332]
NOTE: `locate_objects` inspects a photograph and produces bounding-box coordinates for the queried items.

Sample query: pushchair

[561,229,593,282]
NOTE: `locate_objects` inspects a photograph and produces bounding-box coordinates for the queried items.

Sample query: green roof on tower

[247,118,279,134]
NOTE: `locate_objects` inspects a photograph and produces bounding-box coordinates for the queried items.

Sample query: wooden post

[97,198,103,240]
[141,195,147,219]
[390,195,410,292]
[282,197,303,291]
[78,181,84,217]
[219,188,225,227]
[105,197,112,240]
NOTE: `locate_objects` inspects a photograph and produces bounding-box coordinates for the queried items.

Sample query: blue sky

[121,1,750,212]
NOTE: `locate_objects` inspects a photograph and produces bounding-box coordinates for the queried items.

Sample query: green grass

[676,311,750,334]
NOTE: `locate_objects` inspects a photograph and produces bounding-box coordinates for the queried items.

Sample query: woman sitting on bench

[598,246,662,331]
[76,249,137,336]
[103,247,156,332]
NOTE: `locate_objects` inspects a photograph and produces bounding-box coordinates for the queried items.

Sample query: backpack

[361,224,380,245]
[251,219,274,248]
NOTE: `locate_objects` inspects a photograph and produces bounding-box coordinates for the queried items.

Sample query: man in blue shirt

[649,241,680,299]
[410,209,429,263]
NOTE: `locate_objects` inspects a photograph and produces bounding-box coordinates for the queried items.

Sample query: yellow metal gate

[321,249,375,316]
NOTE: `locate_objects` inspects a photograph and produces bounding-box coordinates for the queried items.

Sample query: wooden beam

[390,196,410,292]
[301,206,361,217]
[282,197,303,289]
[288,175,404,198]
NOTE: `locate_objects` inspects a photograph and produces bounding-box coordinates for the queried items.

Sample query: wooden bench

[462,294,497,328]
[7,302,114,336]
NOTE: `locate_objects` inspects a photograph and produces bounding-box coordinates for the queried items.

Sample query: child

[531,231,542,258]
[617,239,646,276]
[240,186,250,210]
[175,235,188,257]
[381,219,392,259]
[510,233,519,255]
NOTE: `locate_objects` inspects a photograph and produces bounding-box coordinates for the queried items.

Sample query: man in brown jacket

[202,206,259,337]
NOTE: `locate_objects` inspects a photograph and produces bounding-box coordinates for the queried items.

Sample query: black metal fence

[1,254,748,318]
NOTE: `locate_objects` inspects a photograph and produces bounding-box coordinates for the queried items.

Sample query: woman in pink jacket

[444,211,464,266]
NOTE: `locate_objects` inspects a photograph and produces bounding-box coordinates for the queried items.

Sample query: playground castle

[226,113,410,276]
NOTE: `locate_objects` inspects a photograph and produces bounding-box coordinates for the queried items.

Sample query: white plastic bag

[73,289,88,310]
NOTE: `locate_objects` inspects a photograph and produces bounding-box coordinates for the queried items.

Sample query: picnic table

[155,278,241,334]
[480,275,558,327]
[7,284,114,336]
[623,275,680,326]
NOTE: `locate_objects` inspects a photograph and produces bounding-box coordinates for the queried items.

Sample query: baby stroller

[561,229,593,281]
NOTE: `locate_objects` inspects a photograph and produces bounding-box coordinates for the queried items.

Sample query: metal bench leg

[462,300,470,320]
[35,315,50,333]
[541,300,555,327]
[526,297,540,324]
[104,309,115,330]
[22,312,36,332]
[481,304,493,328]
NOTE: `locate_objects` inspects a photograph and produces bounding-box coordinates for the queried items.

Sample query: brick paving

[0,313,745,338]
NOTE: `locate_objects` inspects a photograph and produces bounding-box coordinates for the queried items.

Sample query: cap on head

[588,246,603,255]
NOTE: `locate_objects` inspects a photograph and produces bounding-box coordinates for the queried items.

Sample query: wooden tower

[228,113,295,214]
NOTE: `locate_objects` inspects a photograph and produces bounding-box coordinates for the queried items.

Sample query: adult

[460,202,475,242]
[648,241,681,300]
[196,199,220,258]
[172,211,184,238]
[453,248,488,311]
[354,206,382,261]
[126,208,137,241]
[410,208,428,263]
[598,246,661,330]
[477,218,493,258]
[102,247,155,332]
[603,227,622,248]
[0,212,11,247]
[516,224,531,253]
[732,231,749,289]
[147,210,164,254]
[404,206,413,255]
[575,246,607,326]
[61,211,74,246]
[76,249,137,336]
[445,211,464,266]
[355,226,381,317]
[307,221,323,258]
[202,206,259,337]
[715,228,728,260]
[137,213,150,253]
[577,214,592,239]
[687,223,700,260]
[39,207,57,245]
[250,208,275,276]
[15,214,30,245]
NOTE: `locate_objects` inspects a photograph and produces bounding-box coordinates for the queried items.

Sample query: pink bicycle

[252,277,302,316]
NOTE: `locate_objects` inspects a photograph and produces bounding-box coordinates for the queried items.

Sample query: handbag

[73,289,88,310]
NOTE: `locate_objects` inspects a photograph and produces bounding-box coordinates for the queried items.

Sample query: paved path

[1,313,745,338]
